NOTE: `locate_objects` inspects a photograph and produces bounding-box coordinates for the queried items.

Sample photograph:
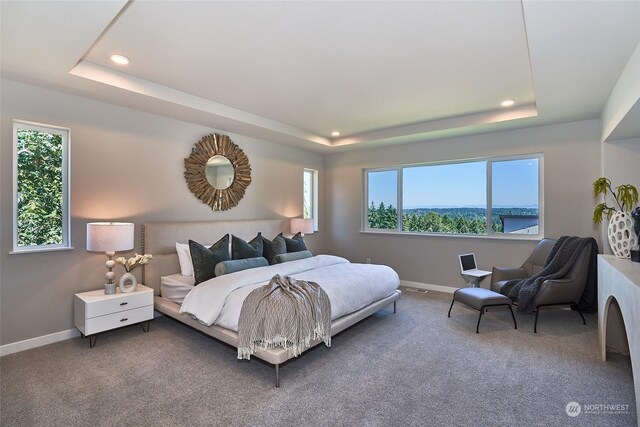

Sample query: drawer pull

[120,318,128,322]
[120,302,128,306]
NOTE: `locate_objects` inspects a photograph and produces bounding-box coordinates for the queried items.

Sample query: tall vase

[608,211,638,258]
[119,272,138,293]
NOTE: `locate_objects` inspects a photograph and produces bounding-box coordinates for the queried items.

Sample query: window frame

[12,120,72,254]
[362,167,402,232]
[362,153,544,239]
[303,168,319,231]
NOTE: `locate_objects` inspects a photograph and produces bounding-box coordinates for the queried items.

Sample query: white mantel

[598,255,640,425]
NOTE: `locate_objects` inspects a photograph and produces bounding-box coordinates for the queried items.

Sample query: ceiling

[2,1,640,152]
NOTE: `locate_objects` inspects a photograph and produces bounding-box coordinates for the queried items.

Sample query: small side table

[74,284,154,348]
[461,270,492,288]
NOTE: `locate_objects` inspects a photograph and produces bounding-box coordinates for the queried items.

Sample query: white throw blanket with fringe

[237,274,331,360]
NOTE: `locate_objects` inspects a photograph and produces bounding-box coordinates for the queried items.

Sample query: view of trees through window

[303,169,314,219]
[367,170,397,229]
[303,168,320,230]
[366,156,540,235]
[16,127,64,247]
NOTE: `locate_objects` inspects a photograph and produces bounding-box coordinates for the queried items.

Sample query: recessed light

[331,131,340,137]
[110,54,129,65]
[501,99,515,107]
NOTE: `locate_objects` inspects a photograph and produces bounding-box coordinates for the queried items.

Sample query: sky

[368,158,539,209]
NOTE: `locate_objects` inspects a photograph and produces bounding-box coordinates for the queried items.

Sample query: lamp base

[104,283,117,295]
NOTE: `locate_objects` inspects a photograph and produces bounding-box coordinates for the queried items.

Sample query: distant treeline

[367,203,538,234]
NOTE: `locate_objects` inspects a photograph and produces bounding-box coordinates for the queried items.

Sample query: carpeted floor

[1,289,636,426]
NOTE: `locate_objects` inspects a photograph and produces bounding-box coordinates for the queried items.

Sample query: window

[13,121,71,253]
[364,154,543,237]
[491,157,540,234]
[366,169,398,230]
[303,168,318,230]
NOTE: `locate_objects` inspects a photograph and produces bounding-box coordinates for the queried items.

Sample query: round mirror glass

[205,155,234,190]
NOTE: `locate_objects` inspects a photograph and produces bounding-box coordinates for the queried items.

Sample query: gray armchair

[491,238,592,333]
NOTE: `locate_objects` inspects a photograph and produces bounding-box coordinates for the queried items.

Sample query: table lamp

[290,218,314,236]
[86,222,134,294]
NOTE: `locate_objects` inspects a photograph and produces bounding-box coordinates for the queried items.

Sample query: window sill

[359,230,542,242]
[10,246,74,255]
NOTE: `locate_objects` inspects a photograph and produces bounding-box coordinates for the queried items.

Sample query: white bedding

[179,255,400,331]
[161,274,195,304]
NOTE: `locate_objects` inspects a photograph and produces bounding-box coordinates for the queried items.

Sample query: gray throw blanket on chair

[237,274,331,360]
[500,236,594,312]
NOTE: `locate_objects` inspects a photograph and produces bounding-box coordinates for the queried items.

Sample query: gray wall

[0,79,325,345]
[1,77,635,348]
[325,119,604,289]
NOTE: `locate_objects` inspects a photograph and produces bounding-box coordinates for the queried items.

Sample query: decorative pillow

[261,234,287,265]
[176,242,212,276]
[274,250,313,264]
[232,233,263,260]
[214,257,269,276]
[189,235,230,285]
[284,232,307,253]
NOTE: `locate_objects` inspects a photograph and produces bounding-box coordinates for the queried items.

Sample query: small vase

[119,272,138,293]
[608,211,638,259]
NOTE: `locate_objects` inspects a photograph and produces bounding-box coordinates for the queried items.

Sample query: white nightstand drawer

[80,287,153,318]
[84,305,153,336]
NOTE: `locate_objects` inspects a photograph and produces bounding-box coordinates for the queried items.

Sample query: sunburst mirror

[184,133,251,211]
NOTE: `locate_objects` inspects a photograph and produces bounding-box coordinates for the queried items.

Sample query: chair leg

[476,309,483,334]
[535,303,586,333]
[508,305,517,330]
[573,304,586,325]
[447,298,455,318]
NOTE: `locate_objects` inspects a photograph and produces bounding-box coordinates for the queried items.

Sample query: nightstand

[74,284,154,347]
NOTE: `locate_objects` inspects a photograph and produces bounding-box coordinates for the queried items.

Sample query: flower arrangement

[115,253,153,273]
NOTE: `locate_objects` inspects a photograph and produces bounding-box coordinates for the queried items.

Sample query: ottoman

[447,288,517,333]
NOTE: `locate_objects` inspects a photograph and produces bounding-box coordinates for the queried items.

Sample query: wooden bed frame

[142,219,401,387]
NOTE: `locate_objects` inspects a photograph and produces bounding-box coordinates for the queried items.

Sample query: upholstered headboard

[142,219,284,295]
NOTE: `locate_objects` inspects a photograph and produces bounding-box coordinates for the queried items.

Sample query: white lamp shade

[290,218,314,235]
[86,222,134,252]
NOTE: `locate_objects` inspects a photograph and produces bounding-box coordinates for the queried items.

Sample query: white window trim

[12,120,72,254]
[304,168,319,231]
[362,153,544,239]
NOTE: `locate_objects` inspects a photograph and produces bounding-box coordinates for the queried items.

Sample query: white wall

[0,79,325,345]
[601,137,640,254]
[601,40,640,142]
[325,119,603,289]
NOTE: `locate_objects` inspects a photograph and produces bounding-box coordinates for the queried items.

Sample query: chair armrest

[491,267,528,283]
[533,278,583,307]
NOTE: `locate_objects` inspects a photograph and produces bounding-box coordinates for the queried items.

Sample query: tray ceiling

[2,1,639,151]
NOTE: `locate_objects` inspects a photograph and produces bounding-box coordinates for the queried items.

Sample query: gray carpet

[1,289,636,427]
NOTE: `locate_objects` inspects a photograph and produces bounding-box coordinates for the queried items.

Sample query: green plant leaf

[615,184,639,211]
[592,177,611,198]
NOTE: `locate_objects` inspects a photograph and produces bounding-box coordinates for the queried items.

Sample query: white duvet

[179,255,400,331]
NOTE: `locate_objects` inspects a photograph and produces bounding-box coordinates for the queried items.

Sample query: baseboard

[0,328,80,357]
[400,280,456,294]
[1,310,164,357]
[606,345,631,357]
[0,284,453,356]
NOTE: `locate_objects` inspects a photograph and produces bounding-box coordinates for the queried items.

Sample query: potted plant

[593,177,639,258]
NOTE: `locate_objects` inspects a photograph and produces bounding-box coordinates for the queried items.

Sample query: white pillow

[175,242,212,277]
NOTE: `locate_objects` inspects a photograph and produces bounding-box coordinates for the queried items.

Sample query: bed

[142,219,401,386]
